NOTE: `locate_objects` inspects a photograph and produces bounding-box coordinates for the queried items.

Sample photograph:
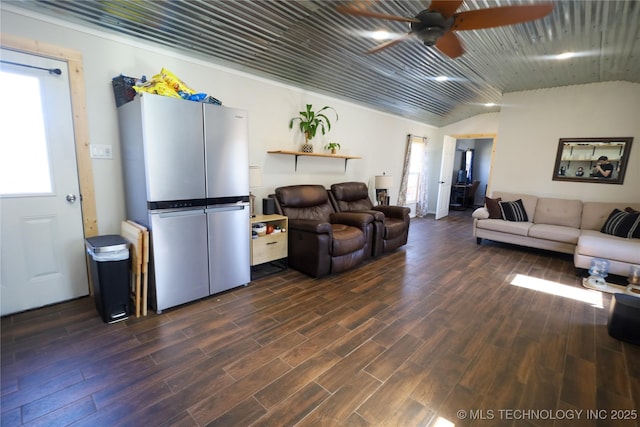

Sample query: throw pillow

[485,196,502,219]
[601,209,640,239]
[499,199,529,222]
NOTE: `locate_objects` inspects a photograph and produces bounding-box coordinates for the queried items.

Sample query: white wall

[1,8,437,234]
[437,83,640,206]
[493,81,640,202]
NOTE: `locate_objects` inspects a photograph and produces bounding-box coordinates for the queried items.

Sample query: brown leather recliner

[329,182,410,257]
[271,185,374,278]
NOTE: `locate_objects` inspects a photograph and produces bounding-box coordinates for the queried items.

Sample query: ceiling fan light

[372,30,391,40]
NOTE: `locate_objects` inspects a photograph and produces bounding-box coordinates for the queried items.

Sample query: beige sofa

[472,191,640,277]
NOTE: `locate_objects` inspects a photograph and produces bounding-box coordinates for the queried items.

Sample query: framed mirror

[552,137,633,184]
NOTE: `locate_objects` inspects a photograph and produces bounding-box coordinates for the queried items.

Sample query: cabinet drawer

[251,233,287,266]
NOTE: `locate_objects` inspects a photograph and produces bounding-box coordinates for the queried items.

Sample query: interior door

[435,136,456,220]
[0,49,88,315]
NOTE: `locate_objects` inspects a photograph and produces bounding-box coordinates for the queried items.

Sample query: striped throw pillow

[601,209,640,239]
[499,199,529,222]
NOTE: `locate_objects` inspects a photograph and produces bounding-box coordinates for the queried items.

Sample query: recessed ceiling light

[372,30,390,40]
[484,102,496,107]
[435,76,448,82]
[556,51,575,60]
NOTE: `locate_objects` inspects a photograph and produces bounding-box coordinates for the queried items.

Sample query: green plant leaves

[289,104,338,141]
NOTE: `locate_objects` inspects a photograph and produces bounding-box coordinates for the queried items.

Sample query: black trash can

[86,235,131,323]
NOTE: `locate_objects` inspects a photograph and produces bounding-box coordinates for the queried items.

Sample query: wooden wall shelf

[267,150,361,171]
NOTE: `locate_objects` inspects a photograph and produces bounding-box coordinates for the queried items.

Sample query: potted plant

[289,104,338,152]
[324,142,341,154]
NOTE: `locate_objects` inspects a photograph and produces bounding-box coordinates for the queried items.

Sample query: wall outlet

[90,144,113,159]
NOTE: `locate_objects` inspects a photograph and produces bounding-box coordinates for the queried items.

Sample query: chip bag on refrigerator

[159,67,195,95]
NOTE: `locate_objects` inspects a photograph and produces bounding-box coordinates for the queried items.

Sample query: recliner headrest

[331,182,369,202]
[275,185,329,208]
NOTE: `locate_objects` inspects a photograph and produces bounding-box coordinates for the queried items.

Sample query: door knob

[66,194,77,203]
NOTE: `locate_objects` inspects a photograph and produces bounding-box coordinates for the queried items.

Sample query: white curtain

[398,134,428,217]
[415,138,429,217]
[398,135,412,206]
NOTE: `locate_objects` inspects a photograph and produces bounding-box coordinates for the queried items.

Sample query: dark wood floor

[2,210,639,427]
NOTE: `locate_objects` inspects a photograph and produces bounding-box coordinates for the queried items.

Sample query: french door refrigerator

[118,93,250,313]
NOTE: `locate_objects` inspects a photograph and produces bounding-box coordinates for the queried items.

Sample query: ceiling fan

[336,1,554,58]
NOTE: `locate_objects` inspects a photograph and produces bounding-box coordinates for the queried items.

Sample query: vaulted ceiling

[6,0,640,126]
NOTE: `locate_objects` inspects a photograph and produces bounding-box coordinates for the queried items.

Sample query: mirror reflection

[552,137,633,184]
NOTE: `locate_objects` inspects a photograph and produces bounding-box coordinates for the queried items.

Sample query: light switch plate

[90,144,113,159]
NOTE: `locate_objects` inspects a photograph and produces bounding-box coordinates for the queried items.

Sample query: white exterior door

[1,49,88,316]
[435,136,456,220]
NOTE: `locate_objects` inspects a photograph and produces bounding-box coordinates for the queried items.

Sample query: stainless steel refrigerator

[118,93,250,313]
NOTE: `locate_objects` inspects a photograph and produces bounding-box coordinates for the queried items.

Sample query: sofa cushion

[601,209,640,239]
[528,224,581,244]
[577,230,640,264]
[485,196,502,219]
[499,199,529,222]
[534,198,582,228]
[475,218,532,236]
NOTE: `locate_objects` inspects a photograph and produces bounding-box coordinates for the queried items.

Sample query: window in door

[0,71,52,195]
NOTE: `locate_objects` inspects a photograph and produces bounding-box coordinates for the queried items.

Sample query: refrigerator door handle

[206,204,247,213]
[154,209,205,218]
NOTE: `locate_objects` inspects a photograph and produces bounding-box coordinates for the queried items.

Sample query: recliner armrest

[472,207,489,220]
[339,209,385,222]
[330,212,374,229]
[373,205,410,219]
[288,218,332,234]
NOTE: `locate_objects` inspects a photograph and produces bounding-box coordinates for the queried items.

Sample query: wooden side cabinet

[250,214,288,267]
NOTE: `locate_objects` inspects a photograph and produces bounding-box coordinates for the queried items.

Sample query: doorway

[435,133,496,219]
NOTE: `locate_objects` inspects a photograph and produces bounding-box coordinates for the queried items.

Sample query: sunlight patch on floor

[431,416,455,427]
[510,274,603,308]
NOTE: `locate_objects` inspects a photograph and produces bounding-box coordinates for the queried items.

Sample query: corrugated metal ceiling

[5,0,640,126]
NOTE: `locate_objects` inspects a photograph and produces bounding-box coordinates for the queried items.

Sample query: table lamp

[374,173,394,206]
[249,166,262,217]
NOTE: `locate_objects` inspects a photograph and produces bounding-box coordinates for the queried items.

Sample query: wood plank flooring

[2,210,639,426]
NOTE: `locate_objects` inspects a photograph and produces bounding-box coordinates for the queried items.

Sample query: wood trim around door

[1,33,98,238]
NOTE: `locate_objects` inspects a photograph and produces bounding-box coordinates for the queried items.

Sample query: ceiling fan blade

[452,3,554,31]
[428,0,463,19]
[435,30,464,59]
[335,5,420,23]
[366,33,412,54]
